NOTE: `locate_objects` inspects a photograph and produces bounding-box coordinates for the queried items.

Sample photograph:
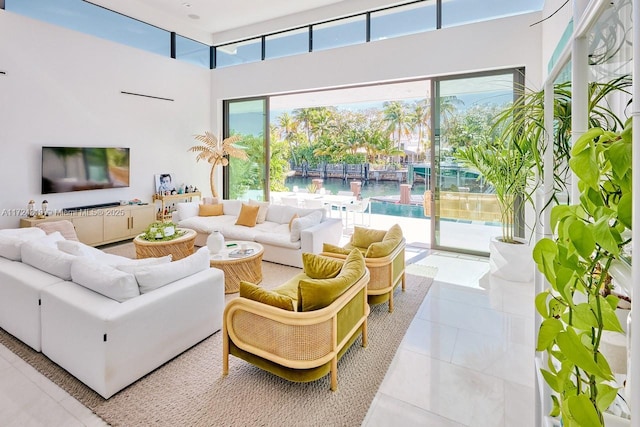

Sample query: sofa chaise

[173,199,343,268]
[0,227,225,399]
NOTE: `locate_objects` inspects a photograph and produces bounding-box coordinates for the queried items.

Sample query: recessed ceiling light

[188,14,200,20]
[182,2,191,7]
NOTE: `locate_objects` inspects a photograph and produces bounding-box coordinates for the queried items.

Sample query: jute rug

[0,243,436,427]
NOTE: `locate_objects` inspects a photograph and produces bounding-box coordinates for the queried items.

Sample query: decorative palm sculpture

[189,132,248,198]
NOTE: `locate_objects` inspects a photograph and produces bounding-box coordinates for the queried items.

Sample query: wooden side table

[133,228,196,261]
[209,241,264,294]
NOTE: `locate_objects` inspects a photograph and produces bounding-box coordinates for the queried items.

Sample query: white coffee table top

[209,240,264,262]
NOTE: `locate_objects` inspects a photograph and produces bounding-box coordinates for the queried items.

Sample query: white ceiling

[87,0,351,43]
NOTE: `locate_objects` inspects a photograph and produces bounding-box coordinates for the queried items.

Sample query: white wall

[0,11,212,229]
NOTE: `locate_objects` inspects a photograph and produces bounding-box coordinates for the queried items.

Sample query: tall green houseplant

[533,119,632,426]
[455,136,536,243]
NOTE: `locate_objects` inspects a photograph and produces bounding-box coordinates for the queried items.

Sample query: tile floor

[0,251,535,426]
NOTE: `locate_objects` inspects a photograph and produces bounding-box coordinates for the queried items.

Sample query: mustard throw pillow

[235,203,260,227]
[298,249,366,311]
[199,203,223,217]
[322,243,352,255]
[302,253,343,279]
[239,281,294,311]
[351,226,386,249]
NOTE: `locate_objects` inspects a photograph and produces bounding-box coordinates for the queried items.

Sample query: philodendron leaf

[568,220,595,261]
[535,291,550,318]
[549,395,561,417]
[572,127,604,155]
[556,328,611,379]
[571,303,598,329]
[550,205,572,233]
[567,394,602,427]
[593,296,625,333]
[533,239,557,285]
[540,369,561,393]
[593,218,620,256]
[595,384,619,412]
[617,192,632,230]
[570,148,599,190]
[607,139,632,178]
[537,318,564,350]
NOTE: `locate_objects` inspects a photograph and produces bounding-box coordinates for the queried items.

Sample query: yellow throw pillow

[351,226,386,249]
[322,243,352,255]
[240,281,294,311]
[298,249,366,311]
[302,253,343,279]
[383,224,404,241]
[199,203,223,217]
[235,203,260,227]
[288,213,299,231]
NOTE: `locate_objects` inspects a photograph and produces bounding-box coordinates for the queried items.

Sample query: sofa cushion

[248,199,269,224]
[365,224,403,258]
[322,243,352,255]
[35,220,79,241]
[351,226,387,249]
[219,225,260,242]
[71,257,140,302]
[21,239,76,280]
[302,253,343,279]
[115,255,172,273]
[56,240,136,266]
[298,249,365,311]
[220,200,243,217]
[235,204,260,227]
[290,211,323,242]
[177,202,199,221]
[179,215,237,234]
[240,281,294,311]
[254,232,301,249]
[265,204,325,225]
[133,247,210,293]
[0,227,46,261]
[199,204,224,216]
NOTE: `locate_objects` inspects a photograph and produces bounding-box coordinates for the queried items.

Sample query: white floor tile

[363,393,464,427]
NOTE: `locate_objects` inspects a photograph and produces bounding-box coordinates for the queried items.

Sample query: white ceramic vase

[489,236,534,283]
[207,230,224,254]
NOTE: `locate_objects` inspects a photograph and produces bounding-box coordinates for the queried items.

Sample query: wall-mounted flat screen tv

[42,147,130,194]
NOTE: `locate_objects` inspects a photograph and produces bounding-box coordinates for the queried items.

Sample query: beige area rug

[0,243,436,427]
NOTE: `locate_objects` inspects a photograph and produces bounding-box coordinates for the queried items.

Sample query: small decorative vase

[207,230,224,254]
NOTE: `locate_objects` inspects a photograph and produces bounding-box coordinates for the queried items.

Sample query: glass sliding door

[223,98,269,201]
[432,71,520,253]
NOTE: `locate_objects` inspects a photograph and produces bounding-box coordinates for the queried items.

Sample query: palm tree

[189,131,248,198]
[408,99,430,159]
[382,101,411,150]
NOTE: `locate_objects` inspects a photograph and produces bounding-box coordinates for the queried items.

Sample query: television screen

[42,147,130,194]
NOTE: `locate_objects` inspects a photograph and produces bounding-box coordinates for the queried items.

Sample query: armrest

[300,218,343,254]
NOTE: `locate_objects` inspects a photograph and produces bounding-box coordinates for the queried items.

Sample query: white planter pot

[489,236,534,283]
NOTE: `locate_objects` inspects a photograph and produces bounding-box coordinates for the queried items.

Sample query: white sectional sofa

[174,199,343,268]
[0,227,225,399]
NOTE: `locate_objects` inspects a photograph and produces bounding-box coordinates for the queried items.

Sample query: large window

[216,38,262,68]
[370,1,437,41]
[442,0,544,28]
[175,35,210,68]
[312,16,367,52]
[265,28,309,60]
[6,0,169,56]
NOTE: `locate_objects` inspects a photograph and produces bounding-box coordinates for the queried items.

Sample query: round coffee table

[209,241,264,294]
[133,228,197,261]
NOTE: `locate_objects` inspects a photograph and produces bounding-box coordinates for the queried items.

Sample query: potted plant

[533,118,632,426]
[189,131,248,198]
[455,133,536,282]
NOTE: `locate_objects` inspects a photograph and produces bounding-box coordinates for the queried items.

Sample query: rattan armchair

[222,268,370,391]
[321,225,405,312]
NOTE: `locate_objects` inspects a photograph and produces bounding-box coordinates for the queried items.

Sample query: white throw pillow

[71,257,140,302]
[134,247,209,293]
[177,202,200,221]
[248,199,269,224]
[116,255,172,274]
[21,240,76,280]
[57,239,103,257]
[36,231,65,247]
[290,210,323,242]
[0,228,46,260]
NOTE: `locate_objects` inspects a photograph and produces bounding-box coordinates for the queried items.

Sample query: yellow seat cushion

[322,243,352,255]
[365,224,403,258]
[351,226,386,249]
[298,249,365,311]
[199,204,223,216]
[235,203,260,227]
[240,281,294,311]
[302,253,343,279]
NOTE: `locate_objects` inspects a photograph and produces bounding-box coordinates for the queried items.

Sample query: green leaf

[572,303,598,329]
[550,205,572,232]
[535,291,550,318]
[572,127,603,155]
[596,297,624,333]
[537,318,564,350]
[593,218,620,256]
[567,394,602,427]
[556,328,612,380]
[596,384,619,412]
[617,192,632,230]
[549,395,561,417]
[568,220,595,260]
[540,369,561,393]
[607,139,632,177]
[570,147,599,190]
[533,239,557,285]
